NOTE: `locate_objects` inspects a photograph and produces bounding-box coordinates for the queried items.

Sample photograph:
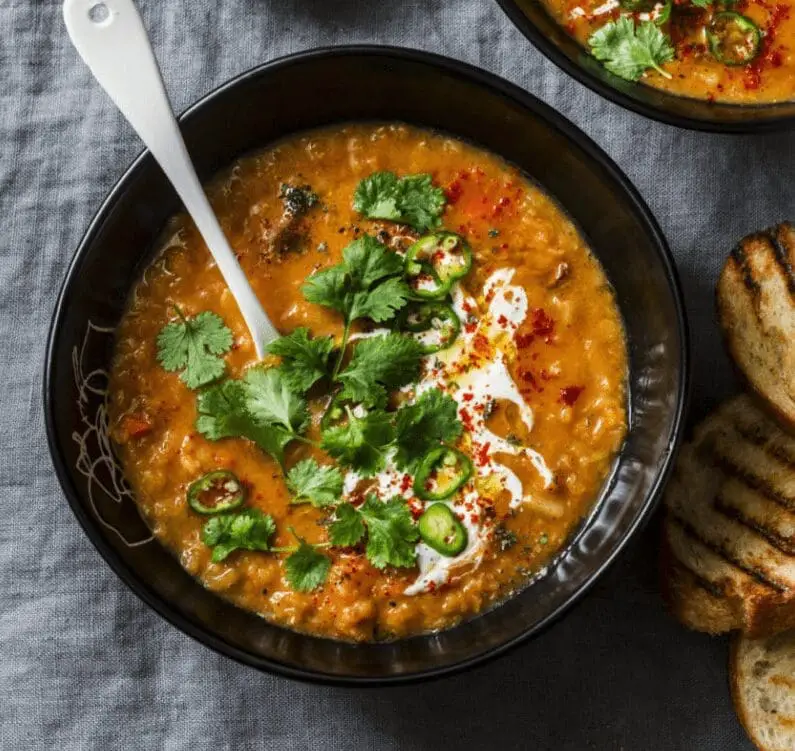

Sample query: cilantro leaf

[343,235,405,287]
[301,265,349,316]
[195,379,294,463]
[348,276,411,323]
[328,503,366,546]
[690,0,711,7]
[353,172,400,222]
[321,410,395,475]
[201,508,276,563]
[394,174,448,233]
[353,172,446,232]
[243,367,308,435]
[393,388,463,471]
[286,458,343,507]
[588,17,674,81]
[265,328,335,393]
[156,310,233,389]
[359,495,419,569]
[337,333,425,407]
[284,538,331,591]
[301,236,409,325]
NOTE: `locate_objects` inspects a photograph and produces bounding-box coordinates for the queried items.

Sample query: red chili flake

[462,393,474,402]
[445,181,463,204]
[400,474,412,493]
[559,386,584,406]
[476,442,491,466]
[464,322,477,334]
[460,408,475,432]
[515,332,534,349]
[473,334,490,353]
[497,314,508,327]
[531,308,555,338]
[461,300,473,313]
[432,250,445,262]
[745,3,789,88]
[470,514,479,524]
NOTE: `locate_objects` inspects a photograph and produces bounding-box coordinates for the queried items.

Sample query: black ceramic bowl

[45,46,688,684]
[497,0,795,132]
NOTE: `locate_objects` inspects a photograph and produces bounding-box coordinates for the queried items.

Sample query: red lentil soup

[108,123,627,642]
[544,0,795,102]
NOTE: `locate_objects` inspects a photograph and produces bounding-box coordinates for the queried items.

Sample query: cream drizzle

[340,268,553,596]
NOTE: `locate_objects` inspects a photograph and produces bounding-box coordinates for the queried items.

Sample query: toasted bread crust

[661,396,795,637]
[718,223,795,432]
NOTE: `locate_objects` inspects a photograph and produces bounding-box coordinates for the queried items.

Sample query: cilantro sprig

[196,367,308,464]
[302,235,411,378]
[202,508,276,563]
[265,328,334,393]
[321,409,396,476]
[393,388,462,471]
[329,496,419,569]
[337,333,425,408]
[588,17,674,81]
[286,458,343,507]
[203,510,331,590]
[353,172,446,232]
[157,308,233,389]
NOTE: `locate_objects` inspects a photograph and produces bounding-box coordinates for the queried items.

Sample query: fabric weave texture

[1,0,781,748]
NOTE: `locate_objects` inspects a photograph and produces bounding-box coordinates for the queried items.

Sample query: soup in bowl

[45,47,687,682]
[108,123,628,642]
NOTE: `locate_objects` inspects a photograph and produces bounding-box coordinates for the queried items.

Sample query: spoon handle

[63,0,278,356]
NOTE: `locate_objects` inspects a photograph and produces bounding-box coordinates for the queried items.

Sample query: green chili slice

[707,12,761,66]
[418,503,468,557]
[405,232,473,299]
[397,301,461,354]
[413,446,473,501]
[654,0,672,25]
[187,470,246,515]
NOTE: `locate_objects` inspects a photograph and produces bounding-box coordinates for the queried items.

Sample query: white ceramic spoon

[63,0,278,357]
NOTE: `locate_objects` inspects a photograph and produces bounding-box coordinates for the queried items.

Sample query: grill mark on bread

[666,519,732,599]
[710,452,795,513]
[670,515,785,592]
[732,418,795,471]
[715,493,795,556]
[731,237,763,295]
[769,225,795,295]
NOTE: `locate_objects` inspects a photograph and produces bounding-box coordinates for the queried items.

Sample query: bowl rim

[495,0,795,133]
[43,44,690,686]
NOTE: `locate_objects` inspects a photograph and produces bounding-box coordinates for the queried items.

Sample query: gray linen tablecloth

[3,0,790,748]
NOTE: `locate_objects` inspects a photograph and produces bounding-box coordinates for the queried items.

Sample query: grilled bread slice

[731,630,795,751]
[661,395,795,637]
[718,223,795,430]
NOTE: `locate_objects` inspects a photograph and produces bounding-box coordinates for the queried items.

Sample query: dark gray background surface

[2,0,786,748]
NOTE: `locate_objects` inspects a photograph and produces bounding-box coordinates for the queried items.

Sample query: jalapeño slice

[654,0,672,25]
[707,12,761,66]
[413,446,473,501]
[398,301,461,354]
[418,503,468,557]
[187,470,245,515]
[405,232,473,299]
